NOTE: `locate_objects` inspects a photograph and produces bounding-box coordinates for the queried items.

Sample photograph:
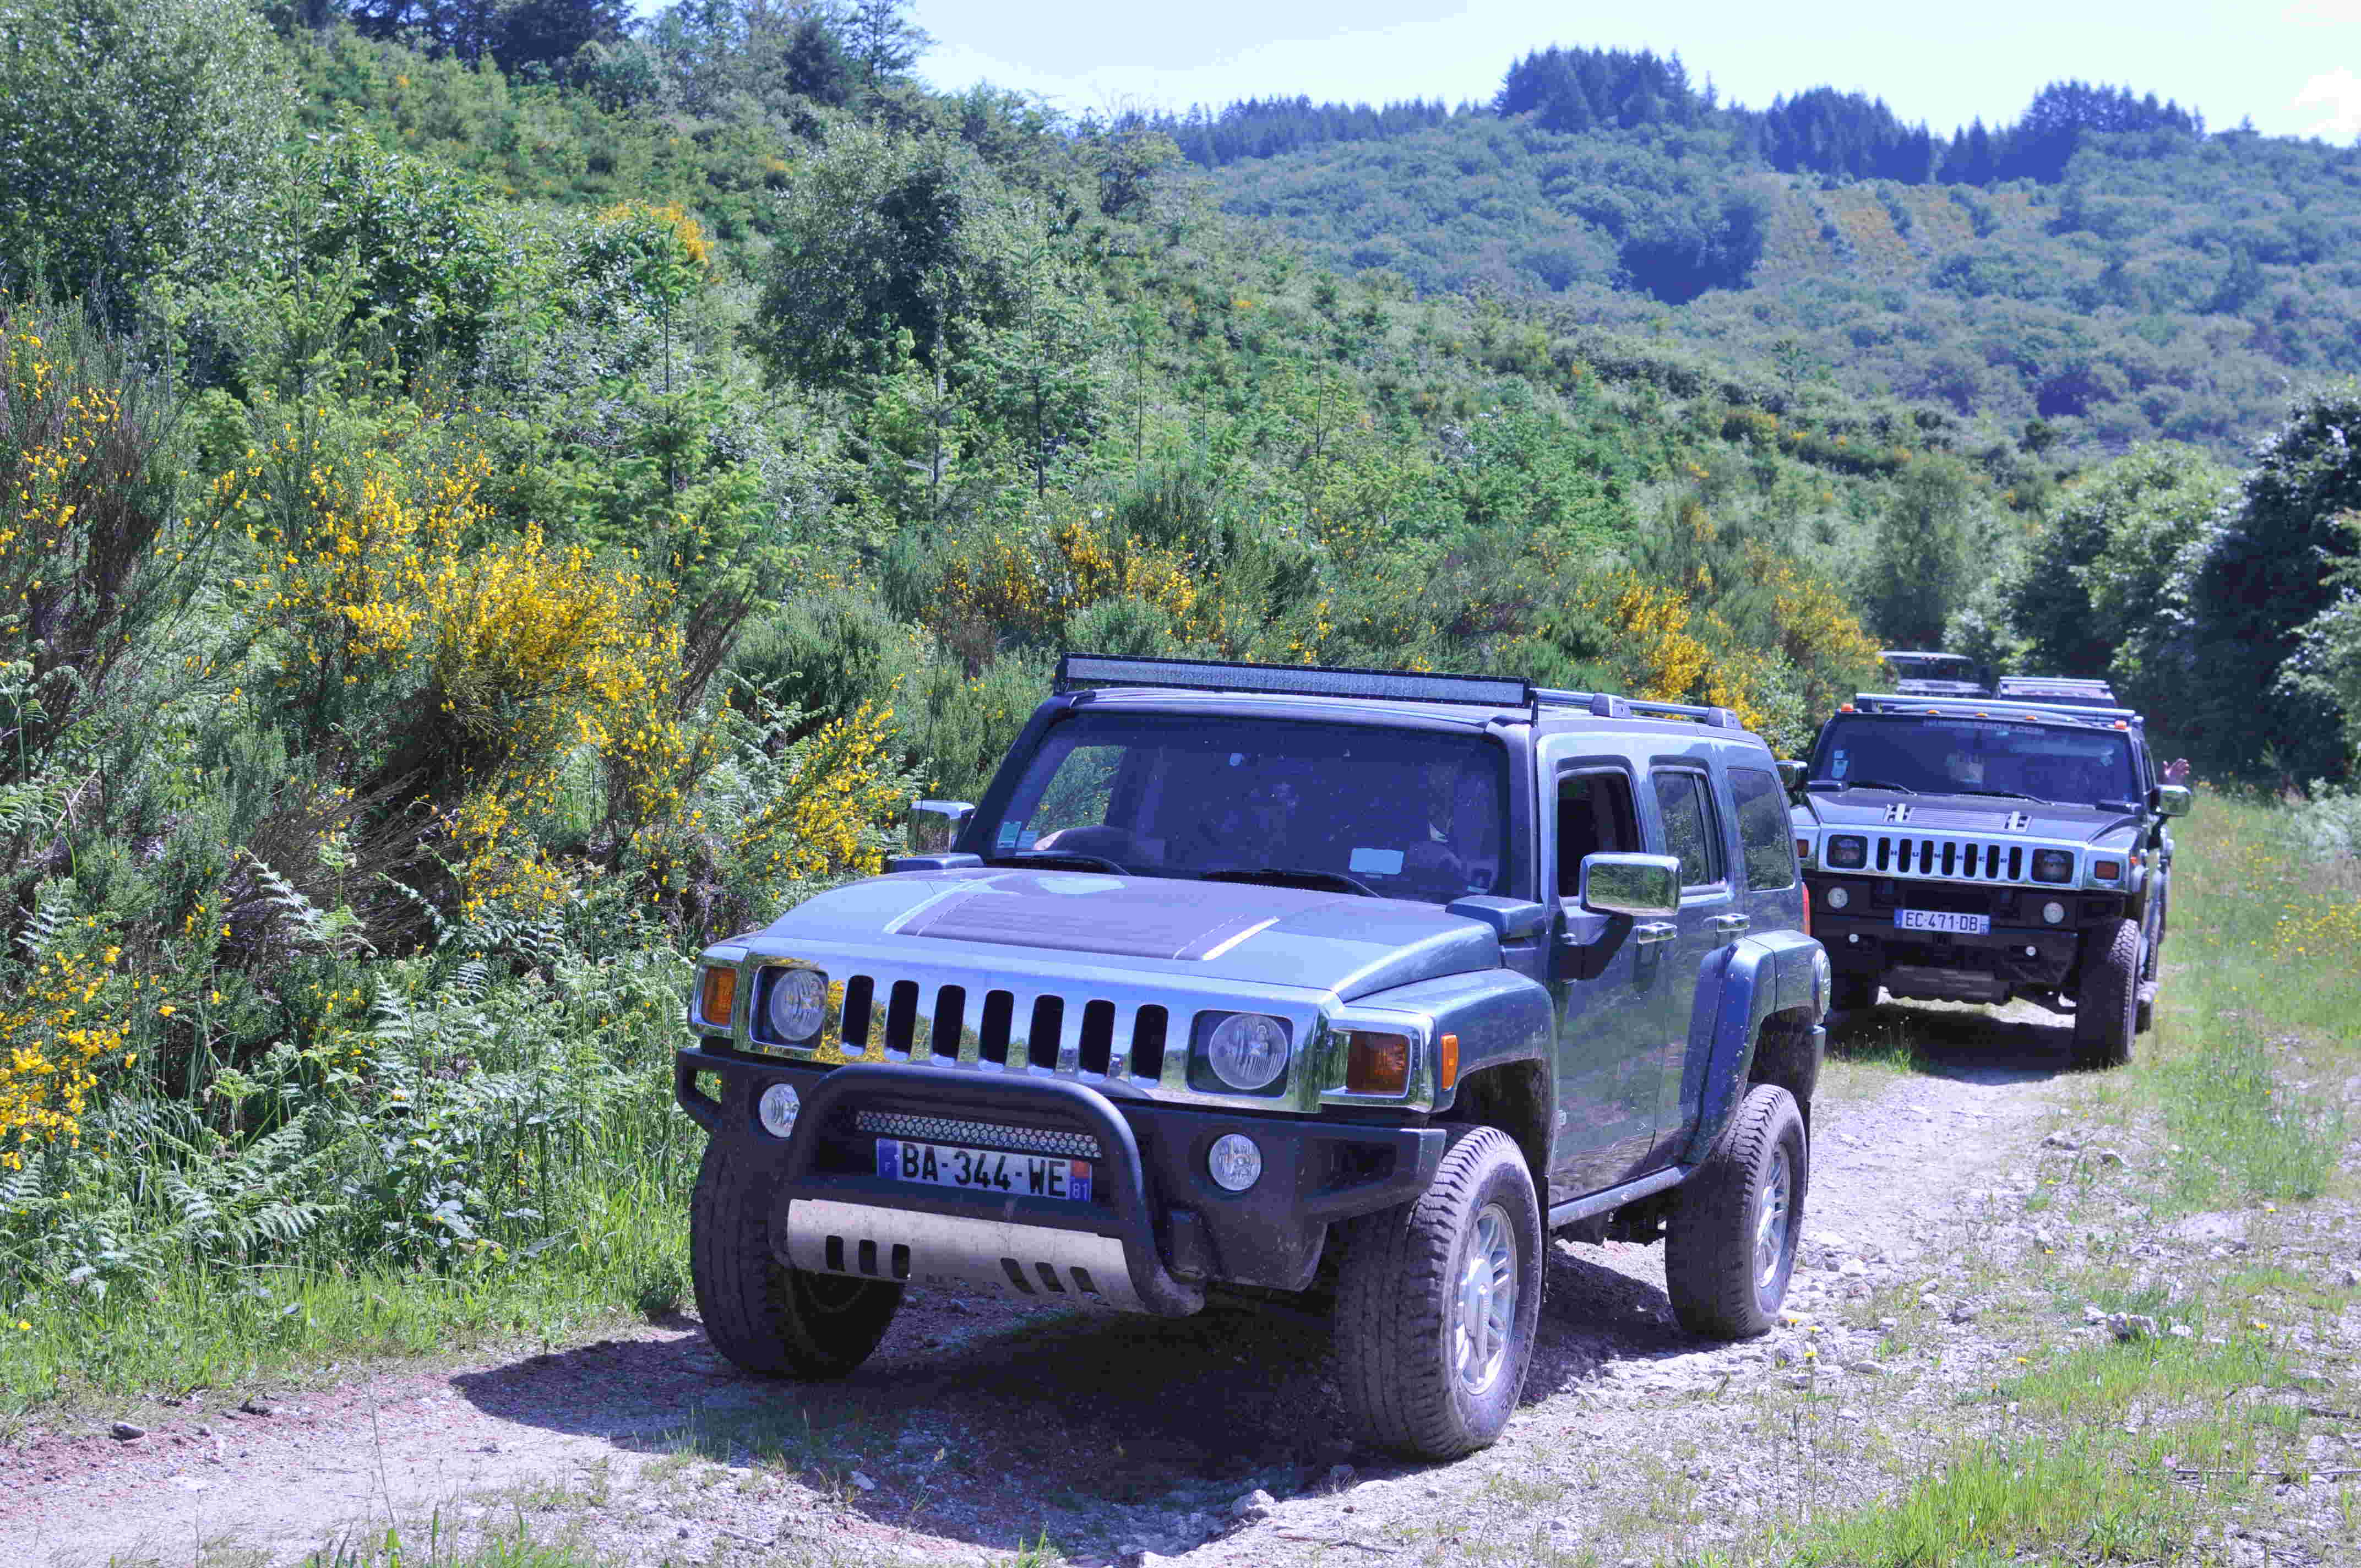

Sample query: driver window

[1555,770,1638,898]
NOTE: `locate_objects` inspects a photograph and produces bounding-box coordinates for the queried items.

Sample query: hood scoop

[897,875,1313,961]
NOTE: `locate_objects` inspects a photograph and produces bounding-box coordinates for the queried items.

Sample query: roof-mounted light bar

[1055,652,1534,710]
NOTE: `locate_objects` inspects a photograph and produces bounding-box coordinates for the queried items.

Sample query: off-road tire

[690,1139,901,1378]
[1335,1127,1542,1460]
[1664,1084,1806,1340]
[2071,917,2141,1070]
[1831,973,1875,1013]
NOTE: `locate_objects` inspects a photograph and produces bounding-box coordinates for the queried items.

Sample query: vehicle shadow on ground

[451,1250,1694,1550]
[1829,998,2081,1084]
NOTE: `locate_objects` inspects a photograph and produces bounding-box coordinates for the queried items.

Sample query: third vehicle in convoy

[1879,649,1991,698]
[1791,690,2190,1066]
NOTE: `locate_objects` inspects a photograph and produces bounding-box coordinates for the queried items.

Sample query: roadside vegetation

[0,8,2358,1567]
[1776,791,2360,1566]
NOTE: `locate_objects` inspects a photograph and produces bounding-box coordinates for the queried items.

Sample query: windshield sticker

[1348,847,1405,876]
[1830,750,1849,780]
[997,819,1024,850]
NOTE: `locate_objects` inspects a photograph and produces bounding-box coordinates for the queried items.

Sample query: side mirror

[1579,852,1682,919]
[2154,784,2192,818]
[1775,759,1808,794]
[909,798,975,853]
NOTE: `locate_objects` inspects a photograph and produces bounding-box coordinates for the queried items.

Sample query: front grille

[852,1110,1102,1160]
[1869,833,2055,885]
[811,968,1176,1086]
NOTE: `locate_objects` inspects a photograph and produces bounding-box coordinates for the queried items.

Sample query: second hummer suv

[1793,691,2190,1066]
[676,656,1831,1459]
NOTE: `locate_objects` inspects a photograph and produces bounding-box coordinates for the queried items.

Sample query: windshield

[977,711,1511,903]
[1885,655,1975,682]
[1810,717,2137,807]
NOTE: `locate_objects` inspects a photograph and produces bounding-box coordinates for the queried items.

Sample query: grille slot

[978,990,1013,1064]
[1027,997,1064,1069]
[932,985,965,1060]
[1133,1005,1169,1082]
[884,979,920,1053]
[841,976,874,1050]
[1079,1000,1116,1075]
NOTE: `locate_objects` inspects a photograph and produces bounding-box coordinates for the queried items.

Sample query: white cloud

[2285,0,2361,23]
[2294,67,2361,137]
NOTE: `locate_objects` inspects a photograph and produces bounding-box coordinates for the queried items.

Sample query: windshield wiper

[1201,866,1377,896]
[1838,778,1918,794]
[986,851,1129,875]
[1953,788,2051,804]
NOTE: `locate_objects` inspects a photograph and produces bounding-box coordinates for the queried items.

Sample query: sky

[905,0,2361,141]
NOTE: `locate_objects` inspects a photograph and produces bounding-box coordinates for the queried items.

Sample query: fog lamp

[1207,1133,1263,1193]
[2042,901,2067,925]
[757,1081,801,1139]
[1825,886,1851,911]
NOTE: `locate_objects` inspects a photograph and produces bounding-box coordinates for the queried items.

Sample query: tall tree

[0,0,292,311]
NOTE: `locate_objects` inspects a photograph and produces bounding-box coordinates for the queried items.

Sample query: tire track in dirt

[0,1002,2076,1567]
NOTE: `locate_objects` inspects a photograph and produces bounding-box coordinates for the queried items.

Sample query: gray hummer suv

[676,656,1831,1458]
[1793,692,2191,1067]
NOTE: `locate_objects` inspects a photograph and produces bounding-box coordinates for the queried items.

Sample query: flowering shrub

[924,511,1204,654]
[0,922,130,1169]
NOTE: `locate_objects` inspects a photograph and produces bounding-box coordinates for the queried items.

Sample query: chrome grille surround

[852,1110,1102,1161]
[713,940,1351,1113]
[1799,825,2083,888]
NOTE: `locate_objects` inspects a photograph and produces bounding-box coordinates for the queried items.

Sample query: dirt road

[0,1007,2148,1567]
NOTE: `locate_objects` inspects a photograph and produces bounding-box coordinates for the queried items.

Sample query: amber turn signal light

[1437,1032,1460,1090]
[1345,1031,1411,1095]
[698,965,737,1026]
[2092,860,2122,880]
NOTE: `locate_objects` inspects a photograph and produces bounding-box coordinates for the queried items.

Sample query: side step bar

[1546,1164,1689,1232]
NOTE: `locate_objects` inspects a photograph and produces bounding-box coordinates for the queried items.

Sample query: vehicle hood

[1800,789,2139,843]
[749,868,1502,1000]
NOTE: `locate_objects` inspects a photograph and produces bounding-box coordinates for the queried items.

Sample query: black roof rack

[1849,692,2142,728]
[1052,654,1750,729]
[1535,688,1743,729]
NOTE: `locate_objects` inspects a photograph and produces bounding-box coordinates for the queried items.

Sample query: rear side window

[1650,770,1724,888]
[1729,766,1797,891]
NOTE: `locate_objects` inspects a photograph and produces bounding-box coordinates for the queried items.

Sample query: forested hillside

[2,0,2361,1455]
[1151,51,2361,455]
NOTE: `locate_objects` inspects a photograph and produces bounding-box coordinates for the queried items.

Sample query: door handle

[1633,922,1677,947]
[1710,913,1750,937]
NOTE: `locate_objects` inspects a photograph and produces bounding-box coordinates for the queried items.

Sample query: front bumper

[676,1048,1445,1315]
[1806,875,2125,998]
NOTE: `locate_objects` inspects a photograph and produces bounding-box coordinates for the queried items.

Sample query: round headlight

[2042,901,2067,925]
[757,1081,801,1139]
[1825,885,1851,911]
[1207,1133,1263,1192]
[2032,849,2075,884]
[766,968,828,1042]
[1205,1012,1290,1092]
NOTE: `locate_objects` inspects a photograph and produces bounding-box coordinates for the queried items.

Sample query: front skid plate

[782,1196,1147,1313]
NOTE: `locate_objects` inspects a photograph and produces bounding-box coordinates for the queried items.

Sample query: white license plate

[1895,908,1990,935]
[874,1139,1093,1203]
